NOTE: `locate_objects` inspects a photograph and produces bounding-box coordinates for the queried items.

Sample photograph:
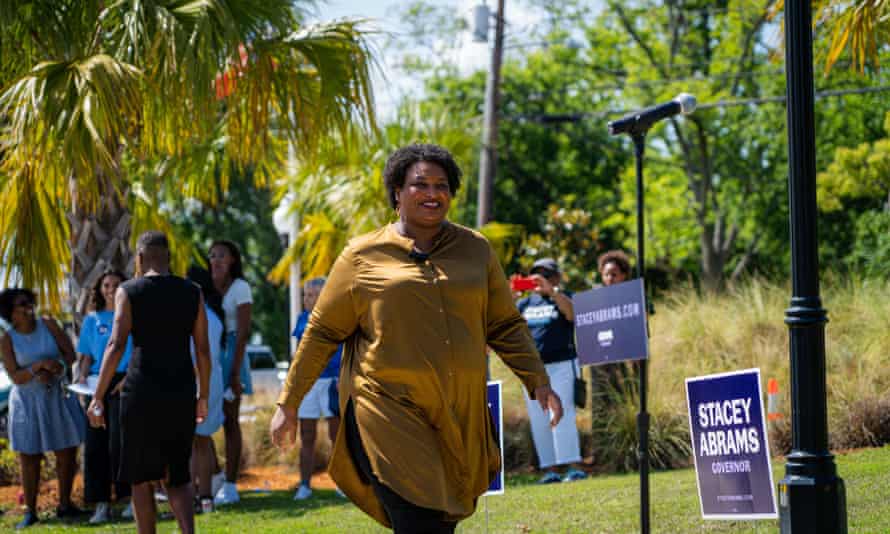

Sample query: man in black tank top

[88,231,211,534]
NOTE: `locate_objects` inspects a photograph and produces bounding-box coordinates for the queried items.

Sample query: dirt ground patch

[0,465,336,516]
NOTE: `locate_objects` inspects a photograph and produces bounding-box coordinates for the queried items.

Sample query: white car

[246,344,288,395]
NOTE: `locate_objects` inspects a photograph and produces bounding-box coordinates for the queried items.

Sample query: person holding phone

[517,258,587,484]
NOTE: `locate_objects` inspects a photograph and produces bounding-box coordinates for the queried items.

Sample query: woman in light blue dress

[0,288,87,529]
[187,267,225,511]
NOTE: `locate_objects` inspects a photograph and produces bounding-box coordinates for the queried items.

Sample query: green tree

[0,0,375,319]
[171,169,289,359]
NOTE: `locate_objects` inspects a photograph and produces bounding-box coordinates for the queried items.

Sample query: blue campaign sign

[485,380,504,496]
[573,278,648,366]
[685,368,777,520]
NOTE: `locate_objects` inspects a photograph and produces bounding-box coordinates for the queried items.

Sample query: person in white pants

[517,258,587,483]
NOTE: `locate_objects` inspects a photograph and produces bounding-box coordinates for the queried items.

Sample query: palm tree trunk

[67,174,133,328]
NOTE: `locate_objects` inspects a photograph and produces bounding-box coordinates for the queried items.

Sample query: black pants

[345,401,457,534]
[84,373,130,503]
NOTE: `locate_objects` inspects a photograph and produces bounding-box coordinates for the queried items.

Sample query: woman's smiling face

[101,274,123,309]
[395,161,451,229]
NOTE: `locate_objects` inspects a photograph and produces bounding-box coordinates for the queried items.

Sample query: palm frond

[479,222,525,266]
[129,184,200,276]
[0,54,142,210]
[0,167,70,311]
[226,18,377,166]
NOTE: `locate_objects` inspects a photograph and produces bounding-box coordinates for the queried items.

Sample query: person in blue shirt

[291,277,343,501]
[516,258,588,484]
[76,270,134,523]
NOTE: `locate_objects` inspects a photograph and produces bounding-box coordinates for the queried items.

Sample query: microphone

[409,249,429,263]
[608,93,696,136]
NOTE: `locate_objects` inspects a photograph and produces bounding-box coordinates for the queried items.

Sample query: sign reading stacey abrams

[685,368,777,520]
[573,278,648,366]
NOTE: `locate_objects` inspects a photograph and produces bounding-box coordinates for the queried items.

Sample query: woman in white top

[209,240,252,506]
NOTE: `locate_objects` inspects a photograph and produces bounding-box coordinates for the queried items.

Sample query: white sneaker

[89,502,111,524]
[214,482,240,506]
[211,471,226,498]
[121,503,134,519]
[292,484,312,501]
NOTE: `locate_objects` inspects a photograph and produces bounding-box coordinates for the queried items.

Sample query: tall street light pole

[476,0,506,228]
[779,1,847,531]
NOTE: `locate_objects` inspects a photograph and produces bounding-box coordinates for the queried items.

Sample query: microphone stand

[631,132,651,534]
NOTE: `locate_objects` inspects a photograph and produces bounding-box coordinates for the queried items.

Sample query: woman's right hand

[270,405,298,450]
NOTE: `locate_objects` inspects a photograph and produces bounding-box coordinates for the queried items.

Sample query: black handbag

[571,362,586,409]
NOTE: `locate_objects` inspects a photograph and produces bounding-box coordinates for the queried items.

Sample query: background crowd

[0,238,256,530]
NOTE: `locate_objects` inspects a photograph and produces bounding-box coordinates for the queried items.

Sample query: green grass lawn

[3,445,888,533]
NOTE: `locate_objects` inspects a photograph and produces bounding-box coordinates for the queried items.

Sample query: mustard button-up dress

[278,222,549,527]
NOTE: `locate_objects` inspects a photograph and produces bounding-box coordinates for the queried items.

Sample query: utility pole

[779,0,847,531]
[476,0,506,228]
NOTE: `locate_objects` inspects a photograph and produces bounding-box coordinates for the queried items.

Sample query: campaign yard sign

[485,381,504,496]
[685,368,777,520]
[573,278,648,366]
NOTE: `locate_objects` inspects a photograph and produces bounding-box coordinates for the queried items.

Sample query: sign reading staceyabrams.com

[572,278,648,366]
[685,368,777,520]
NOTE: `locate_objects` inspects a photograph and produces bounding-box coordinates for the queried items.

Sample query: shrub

[830,396,890,450]
[0,439,17,485]
[768,418,792,457]
[590,377,691,472]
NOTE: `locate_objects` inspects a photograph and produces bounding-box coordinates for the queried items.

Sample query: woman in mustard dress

[271,144,563,533]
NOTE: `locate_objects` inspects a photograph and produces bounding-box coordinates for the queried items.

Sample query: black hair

[187,265,226,348]
[135,230,170,276]
[209,240,245,281]
[0,288,36,322]
[137,230,169,252]
[383,143,462,209]
[597,249,632,276]
[91,270,127,311]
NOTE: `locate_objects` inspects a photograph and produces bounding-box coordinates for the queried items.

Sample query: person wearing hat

[517,258,587,484]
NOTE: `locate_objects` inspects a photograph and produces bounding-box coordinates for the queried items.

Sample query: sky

[307,0,546,118]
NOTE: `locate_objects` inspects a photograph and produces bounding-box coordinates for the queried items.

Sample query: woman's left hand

[533,385,564,427]
[87,398,106,429]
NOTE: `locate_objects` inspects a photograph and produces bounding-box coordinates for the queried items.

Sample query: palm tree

[0,0,375,318]
[269,103,486,282]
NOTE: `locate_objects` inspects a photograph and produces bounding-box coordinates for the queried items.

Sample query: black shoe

[16,511,39,529]
[56,505,88,519]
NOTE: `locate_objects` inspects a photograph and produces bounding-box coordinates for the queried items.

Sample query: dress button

[439,308,444,313]
[445,339,450,345]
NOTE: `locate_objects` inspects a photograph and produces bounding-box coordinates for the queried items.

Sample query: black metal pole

[779,1,847,532]
[632,133,650,534]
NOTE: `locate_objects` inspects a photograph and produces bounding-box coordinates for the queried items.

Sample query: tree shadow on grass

[0,490,354,532]
[216,489,353,520]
